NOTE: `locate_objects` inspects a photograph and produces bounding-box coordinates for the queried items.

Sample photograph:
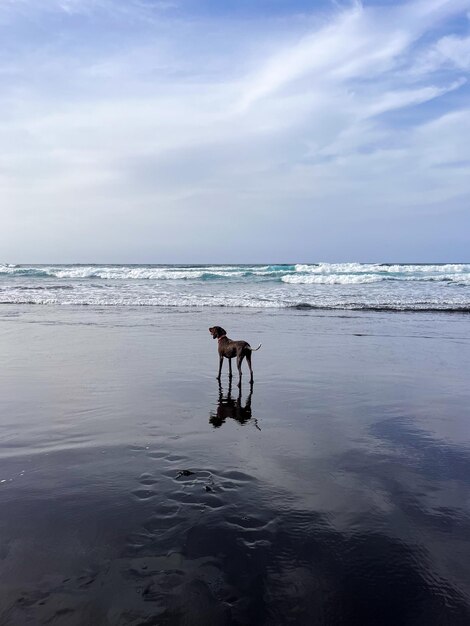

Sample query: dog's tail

[248,343,262,351]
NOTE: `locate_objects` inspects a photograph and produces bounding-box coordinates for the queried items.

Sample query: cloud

[413,34,470,73]
[0,0,469,261]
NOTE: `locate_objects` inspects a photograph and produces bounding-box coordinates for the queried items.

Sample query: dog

[209,326,261,386]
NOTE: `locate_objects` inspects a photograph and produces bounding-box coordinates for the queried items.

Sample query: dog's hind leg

[246,351,253,383]
[236,353,245,387]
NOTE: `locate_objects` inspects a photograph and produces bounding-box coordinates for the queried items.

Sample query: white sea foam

[0,291,283,308]
[3,266,271,281]
[294,263,470,275]
[294,262,387,274]
[1,263,469,281]
[53,267,205,280]
[1,289,468,310]
[0,265,250,280]
[283,274,382,284]
[284,273,470,285]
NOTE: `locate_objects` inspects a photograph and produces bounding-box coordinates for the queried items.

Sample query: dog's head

[209,326,227,339]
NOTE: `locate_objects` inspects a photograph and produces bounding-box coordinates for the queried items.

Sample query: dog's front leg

[228,358,233,378]
[217,355,223,380]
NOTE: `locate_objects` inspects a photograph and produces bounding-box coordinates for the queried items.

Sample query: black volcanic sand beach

[0,306,469,625]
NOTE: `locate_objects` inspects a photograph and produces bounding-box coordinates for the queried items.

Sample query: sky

[1,0,470,263]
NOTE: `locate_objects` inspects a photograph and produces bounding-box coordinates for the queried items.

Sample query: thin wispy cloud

[0,0,469,262]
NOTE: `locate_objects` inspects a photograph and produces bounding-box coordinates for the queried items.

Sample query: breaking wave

[1,263,469,311]
[1,263,469,283]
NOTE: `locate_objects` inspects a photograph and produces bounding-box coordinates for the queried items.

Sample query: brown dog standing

[209,326,261,386]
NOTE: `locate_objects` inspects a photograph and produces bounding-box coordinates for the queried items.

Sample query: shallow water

[0,306,469,625]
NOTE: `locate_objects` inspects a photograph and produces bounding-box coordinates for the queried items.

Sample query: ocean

[1,262,470,310]
[1,265,469,624]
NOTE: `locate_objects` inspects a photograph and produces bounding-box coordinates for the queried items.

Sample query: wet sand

[0,306,469,625]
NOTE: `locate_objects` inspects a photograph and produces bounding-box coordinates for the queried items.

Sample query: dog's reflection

[210,381,259,429]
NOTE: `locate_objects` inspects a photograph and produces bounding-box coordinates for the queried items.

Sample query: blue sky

[1,0,470,262]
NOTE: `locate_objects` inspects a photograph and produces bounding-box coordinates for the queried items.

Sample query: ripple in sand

[141,571,185,596]
[138,473,158,486]
[126,532,156,553]
[15,590,50,608]
[220,470,256,482]
[166,490,201,504]
[131,489,157,501]
[195,469,215,478]
[200,494,225,509]
[241,538,273,549]
[167,490,225,509]
[143,516,185,535]
[147,451,169,460]
[218,481,239,491]
[152,502,181,517]
[166,454,187,462]
[225,516,268,530]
